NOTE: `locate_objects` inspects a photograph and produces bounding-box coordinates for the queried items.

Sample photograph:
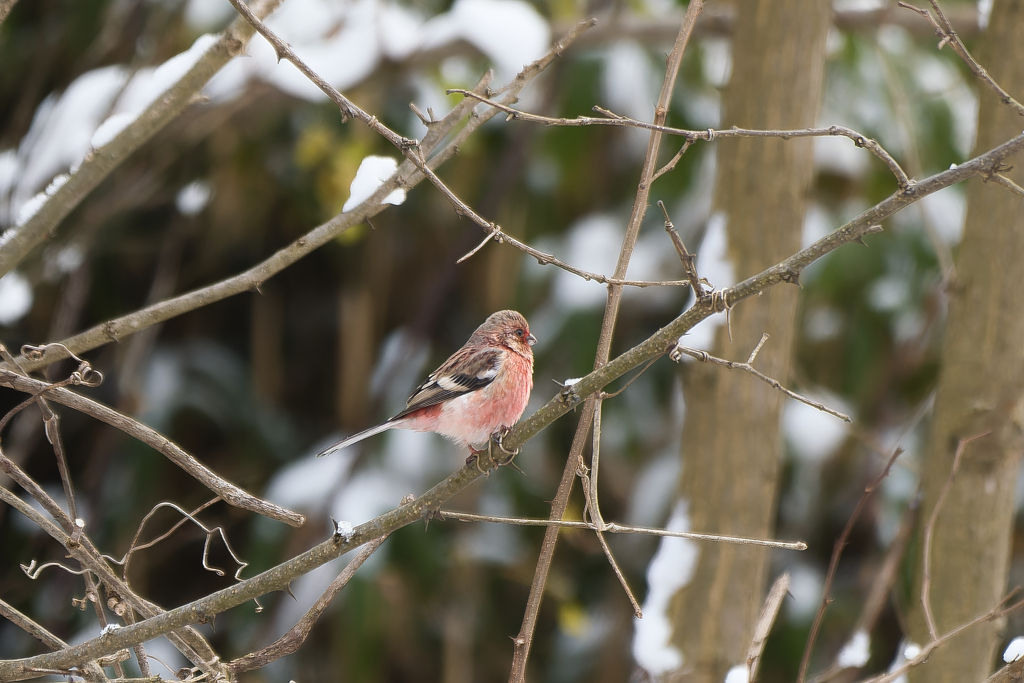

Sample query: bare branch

[671,340,852,422]
[988,172,1024,198]
[0,0,287,280]
[437,510,807,550]
[797,446,905,683]
[0,368,304,527]
[226,0,416,150]
[509,3,706,678]
[747,573,791,681]
[446,89,912,189]
[456,223,691,288]
[921,432,989,640]
[228,536,387,673]
[899,1,1024,117]
[0,0,20,26]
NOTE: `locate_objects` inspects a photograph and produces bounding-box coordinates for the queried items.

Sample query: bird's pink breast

[402,351,533,448]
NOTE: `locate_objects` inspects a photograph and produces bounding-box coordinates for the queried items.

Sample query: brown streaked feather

[392,346,505,420]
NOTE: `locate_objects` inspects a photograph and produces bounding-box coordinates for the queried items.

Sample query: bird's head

[480,309,536,357]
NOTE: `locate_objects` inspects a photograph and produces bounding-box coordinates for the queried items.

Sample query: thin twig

[747,573,791,682]
[437,510,806,550]
[228,536,387,673]
[0,484,226,679]
[671,341,852,422]
[508,4,706,680]
[857,593,1024,683]
[898,1,1024,117]
[226,0,416,150]
[0,0,287,281]
[659,200,704,296]
[797,447,905,683]
[577,399,643,617]
[921,431,989,640]
[0,367,304,528]
[456,223,691,288]
[447,89,912,189]
[988,172,1024,198]
[651,140,693,182]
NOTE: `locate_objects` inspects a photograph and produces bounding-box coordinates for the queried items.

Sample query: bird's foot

[466,448,491,477]
[492,429,522,471]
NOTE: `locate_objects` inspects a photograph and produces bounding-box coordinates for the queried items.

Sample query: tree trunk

[908,3,1024,681]
[667,2,830,681]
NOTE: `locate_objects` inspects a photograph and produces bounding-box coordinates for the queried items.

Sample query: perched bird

[318,310,536,458]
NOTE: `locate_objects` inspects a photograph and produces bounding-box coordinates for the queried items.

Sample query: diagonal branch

[0,0,286,281]
[0,368,303,527]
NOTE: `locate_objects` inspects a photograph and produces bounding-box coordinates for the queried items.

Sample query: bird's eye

[515,329,524,337]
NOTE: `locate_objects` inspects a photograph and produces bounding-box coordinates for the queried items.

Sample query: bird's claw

[492,429,521,467]
[466,450,491,477]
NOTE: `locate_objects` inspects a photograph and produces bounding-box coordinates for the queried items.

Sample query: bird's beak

[526,333,537,346]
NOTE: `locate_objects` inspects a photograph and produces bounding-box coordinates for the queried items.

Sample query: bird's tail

[316,422,394,457]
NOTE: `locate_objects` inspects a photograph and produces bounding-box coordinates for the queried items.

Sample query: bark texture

[667,2,831,681]
[908,3,1024,681]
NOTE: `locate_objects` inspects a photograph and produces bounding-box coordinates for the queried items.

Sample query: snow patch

[0,272,33,326]
[783,394,851,463]
[633,499,698,676]
[343,156,406,212]
[551,214,622,310]
[1003,636,1024,663]
[724,665,749,683]
[92,34,220,149]
[838,629,871,668]
[422,0,549,82]
[176,180,213,216]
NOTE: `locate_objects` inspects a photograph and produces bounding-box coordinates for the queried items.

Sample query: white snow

[15,192,48,228]
[702,38,732,88]
[786,563,824,621]
[978,0,994,30]
[14,66,127,207]
[867,275,910,312]
[838,629,871,668]
[422,0,550,82]
[343,156,406,212]
[919,187,966,244]
[804,305,843,342]
[378,3,426,60]
[903,642,922,660]
[92,34,221,149]
[602,41,654,127]
[550,214,622,310]
[333,519,355,541]
[1003,636,1024,663]
[724,665,749,683]
[801,203,833,250]
[0,272,33,325]
[184,0,236,31]
[783,394,851,463]
[176,180,213,216]
[265,449,356,512]
[633,499,699,676]
[90,113,137,150]
[814,135,870,178]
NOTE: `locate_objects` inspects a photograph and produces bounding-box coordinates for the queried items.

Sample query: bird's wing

[393,346,504,419]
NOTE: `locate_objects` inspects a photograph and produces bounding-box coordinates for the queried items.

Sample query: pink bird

[318,310,536,459]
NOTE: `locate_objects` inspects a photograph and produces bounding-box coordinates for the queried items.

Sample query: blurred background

[0,0,1013,681]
